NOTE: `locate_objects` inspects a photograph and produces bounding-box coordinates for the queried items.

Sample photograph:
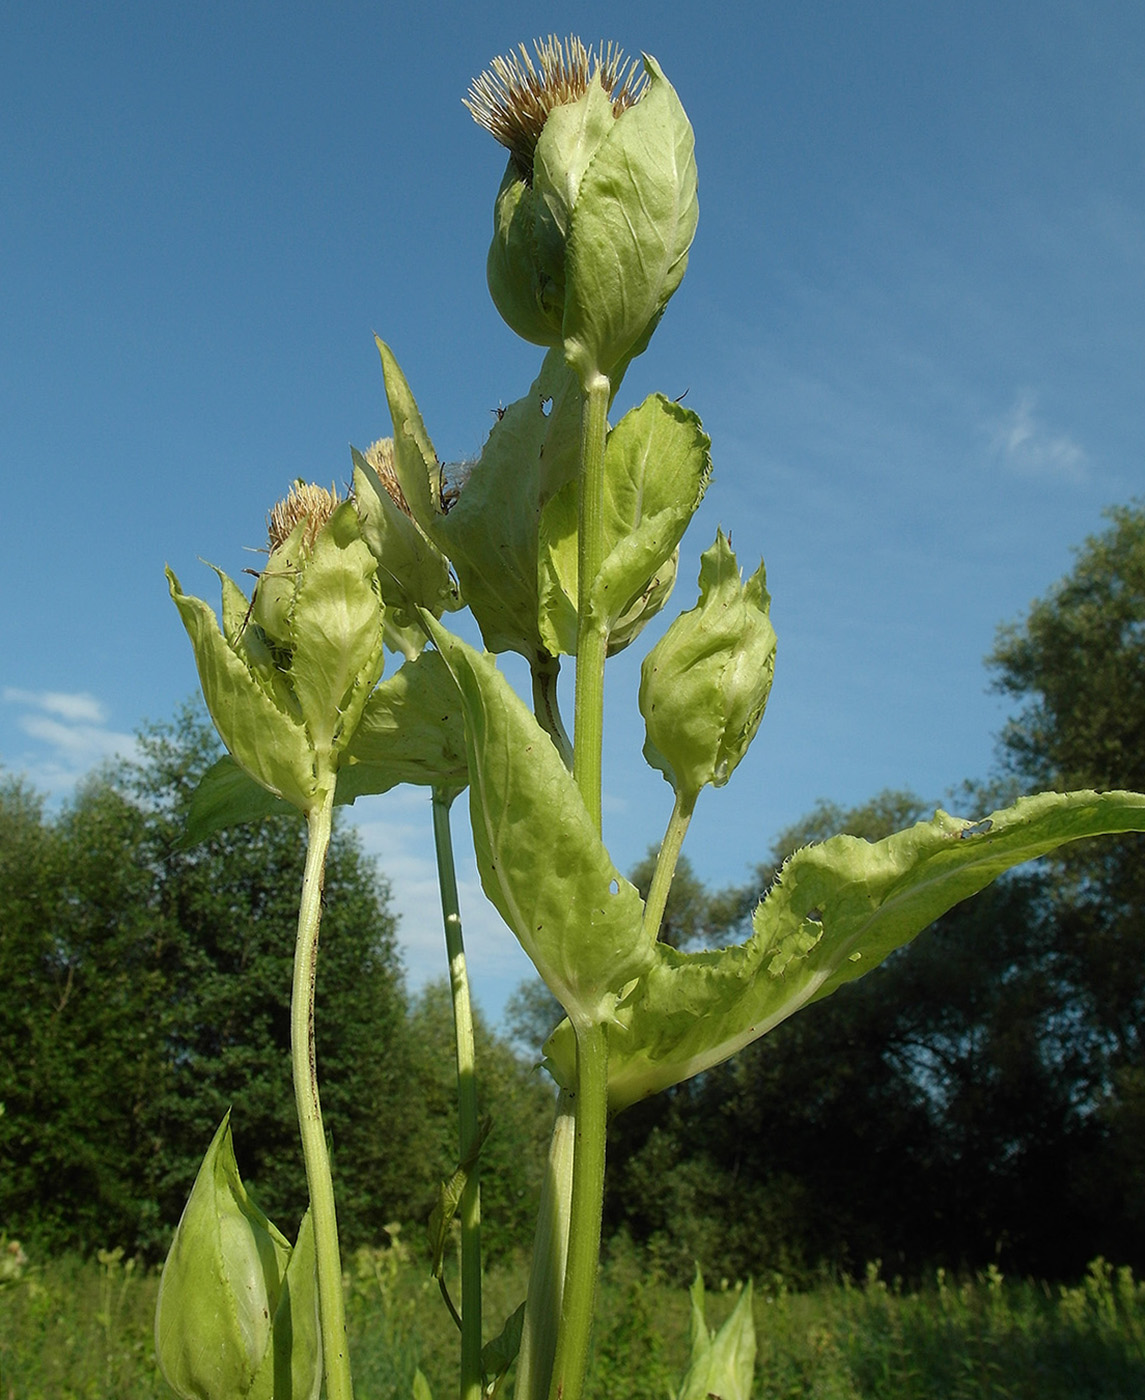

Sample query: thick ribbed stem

[546,1020,608,1400]
[572,373,611,833]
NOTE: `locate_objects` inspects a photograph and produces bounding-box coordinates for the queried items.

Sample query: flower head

[267,479,342,553]
[466,38,697,386]
[362,438,413,518]
[465,35,646,183]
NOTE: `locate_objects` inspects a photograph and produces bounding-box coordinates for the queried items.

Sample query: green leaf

[532,75,616,291]
[176,650,470,847]
[545,789,1145,1108]
[375,338,444,531]
[482,1301,526,1398]
[353,446,458,627]
[422,615,653,1024]
[338,648,469,799]
[376,341,580,663]
[538,394,711,654]
[155,1111,296,1399]
[591,395,710,634]
[640,532,776,800]
[167,567,317,810]
[562,56,699,386]
[178,755,295,848]
[433,349,580,661]
[486,164,564,350]
[676,1271,755,1400]
[286,502,387,759]
[412,1369,435,1400]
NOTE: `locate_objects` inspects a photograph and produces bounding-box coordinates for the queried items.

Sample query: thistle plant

[158,34,1145,1400]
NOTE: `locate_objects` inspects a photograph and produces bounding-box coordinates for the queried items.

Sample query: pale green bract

[167,500,386,813]
[486,54,699,388]
[155,1113,321,1400]
[375,338,582,665]
[641,532,777,801]
[544,789,1145,1109]
[676,1272,756,1400]
[538,392,712,656]
[352,447,458,632]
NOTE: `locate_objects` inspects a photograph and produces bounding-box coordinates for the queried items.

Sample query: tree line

[3,503,1144,1280]
[0,710,552,1261]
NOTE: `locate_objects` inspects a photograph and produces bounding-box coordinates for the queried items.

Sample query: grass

[1,1237,1142,1399]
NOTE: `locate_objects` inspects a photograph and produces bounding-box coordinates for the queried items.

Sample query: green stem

[293,789,353,1400]
[547,1021,609,1400]
[572,373,611,833]
[513,1091,576,1400]
[531,652,573,770]
[432,787,483,1400]
[643,789,697,943]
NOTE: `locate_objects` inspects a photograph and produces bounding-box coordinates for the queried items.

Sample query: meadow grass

[1,1240,1142,1399]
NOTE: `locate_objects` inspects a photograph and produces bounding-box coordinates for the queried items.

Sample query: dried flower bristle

[465,35,647,183]
[267,480,342,553]
[363,437,414,519]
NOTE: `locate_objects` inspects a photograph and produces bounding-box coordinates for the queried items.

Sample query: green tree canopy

[988,500,1145,1254]
[0,707,415,1257]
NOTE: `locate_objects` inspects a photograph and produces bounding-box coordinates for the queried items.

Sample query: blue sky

[3,0,1143,1021]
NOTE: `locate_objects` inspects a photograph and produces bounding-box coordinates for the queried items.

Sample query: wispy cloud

[989,391,1089,482]
[3,688,108,724]
[1,688,138,794]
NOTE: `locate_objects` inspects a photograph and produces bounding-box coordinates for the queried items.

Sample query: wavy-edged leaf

[434,349,580,661]
[338,648,469,798]
[546,790,1145,1108]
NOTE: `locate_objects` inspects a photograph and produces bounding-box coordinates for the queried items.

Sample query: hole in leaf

[609,878,619,895]
[806,908,823,923]
[540,396,553,417]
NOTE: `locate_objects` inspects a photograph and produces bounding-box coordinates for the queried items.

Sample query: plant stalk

[531,653,573,770]
[292,788,353,1400]
[433,786,484,1400]
[572,373,612,833]
[643,789,697,943]
[547,1020,609,1400]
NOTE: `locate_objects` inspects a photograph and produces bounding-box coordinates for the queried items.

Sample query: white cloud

[2,688,108,724]
[1,688,137,794]
[989,391,1089,483]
